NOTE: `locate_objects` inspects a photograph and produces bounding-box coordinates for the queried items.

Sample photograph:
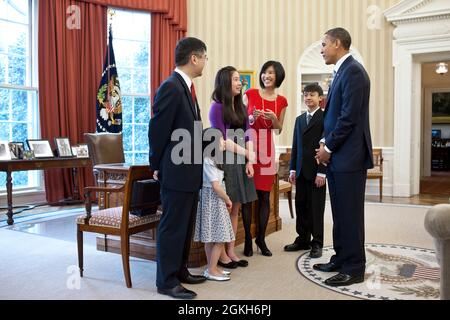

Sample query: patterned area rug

[297,243,440,300]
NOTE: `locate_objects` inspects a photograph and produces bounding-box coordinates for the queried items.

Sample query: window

[0,0,39,190]
[110,9,151,164]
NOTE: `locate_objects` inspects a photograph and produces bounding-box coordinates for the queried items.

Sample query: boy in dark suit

[284,84,326,258]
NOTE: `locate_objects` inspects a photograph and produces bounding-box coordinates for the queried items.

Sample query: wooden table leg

[6,170,14,225]
[72,167,80,201]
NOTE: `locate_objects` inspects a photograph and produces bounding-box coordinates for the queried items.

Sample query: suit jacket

[290,109,327,180]
[323,56,373,172]
[148,72,203,192]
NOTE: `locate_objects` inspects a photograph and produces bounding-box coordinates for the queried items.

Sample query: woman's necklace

[261,93,277,129]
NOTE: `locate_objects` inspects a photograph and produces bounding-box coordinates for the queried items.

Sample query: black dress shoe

[324,273,365,287]
[157,285,197,299]
[232,259,249,267]
[312,262,340,272]
[217,260,238,269]
[309,246,322,258]
[284,243,311,252]
[178,273,206,284]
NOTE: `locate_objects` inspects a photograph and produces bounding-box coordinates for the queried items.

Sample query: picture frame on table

[26,139,54,158]
[0,141,12,161]
[238,70,255,94]
[73,143,89,158]
[54,137,73,157]
[8,142,24,159]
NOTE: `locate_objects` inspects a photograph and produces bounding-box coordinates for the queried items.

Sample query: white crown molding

[384,0,450,25]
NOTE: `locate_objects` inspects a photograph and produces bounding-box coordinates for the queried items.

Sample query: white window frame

[0,0,43,198]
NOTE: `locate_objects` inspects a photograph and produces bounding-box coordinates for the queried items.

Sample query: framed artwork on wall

[432,92,450,124]
[238,70,255,94]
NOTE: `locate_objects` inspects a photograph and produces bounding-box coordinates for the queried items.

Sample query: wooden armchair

[367,148,383,202]
[278,152,294,218]
[76,165,162,288]
[84,132,126,209]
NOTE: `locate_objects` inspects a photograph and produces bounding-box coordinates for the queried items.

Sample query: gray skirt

[223,162,258,204]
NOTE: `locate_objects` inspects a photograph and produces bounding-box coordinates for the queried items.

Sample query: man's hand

[315,144,331,165]
[289,171,296,184]
[246,163,254,178]
[315,176,326,188]
[153,170,159,181]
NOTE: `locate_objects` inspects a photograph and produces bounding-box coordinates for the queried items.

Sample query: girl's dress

[194,157,235,243]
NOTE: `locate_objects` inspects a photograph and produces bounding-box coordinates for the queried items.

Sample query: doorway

[421,75,450,195]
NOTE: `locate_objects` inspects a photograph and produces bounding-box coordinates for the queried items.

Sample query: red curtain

[38,0,107,202]
[38,0,186,203]
[151,13,186,99]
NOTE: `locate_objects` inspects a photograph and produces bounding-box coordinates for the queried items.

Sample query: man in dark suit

[284,84,326,258]
[148,37,207,299]
[315,27,373,287]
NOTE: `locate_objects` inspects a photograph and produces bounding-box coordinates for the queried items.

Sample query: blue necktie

[329,70,337,92]
[306,113,312,126]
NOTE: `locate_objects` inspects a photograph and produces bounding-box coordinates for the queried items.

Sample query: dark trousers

[295,173,326,248]
[327,170,366,276]
[156,187,199,289]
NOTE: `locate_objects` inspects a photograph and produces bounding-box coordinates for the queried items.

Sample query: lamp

[435,62,448,75]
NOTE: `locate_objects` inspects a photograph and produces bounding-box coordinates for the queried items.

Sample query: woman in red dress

[242,61,288,257]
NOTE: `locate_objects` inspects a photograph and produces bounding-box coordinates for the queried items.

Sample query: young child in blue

[194,129,235,281]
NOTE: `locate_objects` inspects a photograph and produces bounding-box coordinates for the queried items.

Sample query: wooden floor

[420,171,450,195]
[365,194,449,206]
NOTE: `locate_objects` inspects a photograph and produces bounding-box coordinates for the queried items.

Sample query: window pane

[0,88,9,121]
[122,96,132,124]
[134,152,148,164]
[134,42,149,67]
[119,68,131,93]
[133,69,149,94]
[0,21,28,56]
[0,54,6,82]
[123,124,132,152]
[8,55,27,86]
[11,89,27,121]
[124,152,133,164]
[0,122,10,141]
[134,124,149,151]
[113,10,150,42]
[134,97,150,124]
[12,171,28,187]
[12,122,27,142]
[0,0,29,24]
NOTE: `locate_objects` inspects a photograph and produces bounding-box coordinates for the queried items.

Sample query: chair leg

[77,226,83,277]
[121,234,132,288]
[287,191,294,219]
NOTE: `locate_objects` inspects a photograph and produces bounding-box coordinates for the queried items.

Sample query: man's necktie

[306,113,312,126]
[190,83,197,104]
[190,83,198,118]
[329,70,337,91]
